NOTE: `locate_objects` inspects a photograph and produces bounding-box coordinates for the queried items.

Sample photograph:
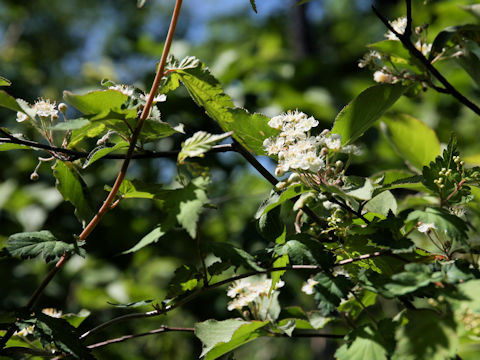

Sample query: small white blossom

[34,99,58,119]
[385,17,408,40]
[301,278,319,295]
[42,308,62,318]
[415,40,432,57]
[373,70,396,84]
[16,111,29,122]
[358,50,382,68]
[227,279,251,298]
[140,93,167,104]
[418,223,437,233]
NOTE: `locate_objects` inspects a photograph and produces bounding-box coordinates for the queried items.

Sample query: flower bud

[275,166,285,177]
[58,103,68,115]
[30,172,39,181]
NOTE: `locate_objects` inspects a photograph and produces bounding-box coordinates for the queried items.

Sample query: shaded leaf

[0,90,22,112]
[167,264,200,298]
[195,319,268,360]
[52,160,93,225]
[364,190,397,216]
[107,300,153,308]
[255,185,312,218]
[249,0,257,13]
[313,273,354,316]
[335,325,390,360]
[53,118,90,131]
[6,231,84,263]
[276,237,334,269]
[331,84,408,145]
[208,242,264,271]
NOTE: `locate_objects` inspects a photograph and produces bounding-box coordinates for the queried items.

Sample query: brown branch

[0,0,184,350]
[372,2,480,117]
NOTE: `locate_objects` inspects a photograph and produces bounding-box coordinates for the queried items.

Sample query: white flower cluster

[301,278,319,295]
[226,277,284,312]
[385,16,408,40]
[263,111,360,176]
[16,98,58,123]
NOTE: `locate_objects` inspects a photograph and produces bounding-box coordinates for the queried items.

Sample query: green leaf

[308,311,333,329]
[313,273,354,316]
[170,58,278,155]
[52,161,93,225]
[107,300,153,308]
[0,143,31,151]
[270,254,289,294]
[249,0,257,13]
[137,118,182,144]
[255,185,312,218]
[6,231,83,263]
[335,325,390,360]
[0,90,22,112]
[33,313,95,359]
[384,263,442,296]
[393,309,458,360]
[407,207,469,242]
[455,46,480,88]
[257,206,285,242]
[0,76,11,87]
[382,114,441,171]
[344,176,374,200]
[331,84,407,145]
[429,24,480,60]
[63,89,129,116]
[83,141,129,168]
[122,226,166,254]
[178,131,232,164]
[68,122,106,148]
[208,242,264,271]
[368,40,411,61]
[167,264,200,298]
[195,319,268,360]
[364,190,397,216]
[53,118,90,131]
[62,309,91,328]
[276,237,335,269]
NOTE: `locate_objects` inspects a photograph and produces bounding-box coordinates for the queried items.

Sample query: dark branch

[371,4,480,117]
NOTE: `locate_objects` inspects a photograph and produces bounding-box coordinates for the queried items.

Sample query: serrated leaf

[6,231,83,263]
[195,319,268,360]
[169,58,278,155]
[178,131,232,164]
[331,84,408,145]
[64,89,129,116]
[52,161,93,225]
[407,207,468,242]
[122,226,166,254]
[393,309,458,360]
[382,114,441,171]
[167,264,200,298]
[208,242,264,271]
[313,273,354,316]
[33,313,95,359]
[0,76,11,87]
[276,237,334,269]
[83,141,129,168]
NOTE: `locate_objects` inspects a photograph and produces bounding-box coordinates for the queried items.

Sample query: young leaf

[166,264,201,298]
[313,273,354,316]
[0,76,11,86]
[331,84,407,145]
[83,141,129,168]
[121,226,166,254]
[6,231,83,263]
[178,131,232,164]
[381,114,441,171]
[34,313,96,359]
[52,160,93,225]
[195,319,268,360]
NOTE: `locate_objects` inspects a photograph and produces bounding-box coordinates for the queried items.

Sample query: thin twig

[0,132,234,160]
[372,2,480,117]
[87,326,194,349]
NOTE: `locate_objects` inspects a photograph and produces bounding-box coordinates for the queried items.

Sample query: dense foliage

[2,0,480,359]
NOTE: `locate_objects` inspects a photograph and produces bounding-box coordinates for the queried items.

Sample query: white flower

[301,278,319,295]
[385,17,408,40]
[373,70,396,84]
[109,84,134,97]
[268,114,285,130]
[324,134,342,150]
[16,111,29,122]
[340,144,362,156]
[418,223,437,233]
[42,308,62,318]
[415,40,432,57]
[358,50,382,68]
[227,279,251,298]
[34,99,58,119]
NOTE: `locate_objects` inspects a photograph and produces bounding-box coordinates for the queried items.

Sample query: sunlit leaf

[178,131,232,164]
[0,76,11,86]
[121,226,166,254]
[83,141,129,168]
